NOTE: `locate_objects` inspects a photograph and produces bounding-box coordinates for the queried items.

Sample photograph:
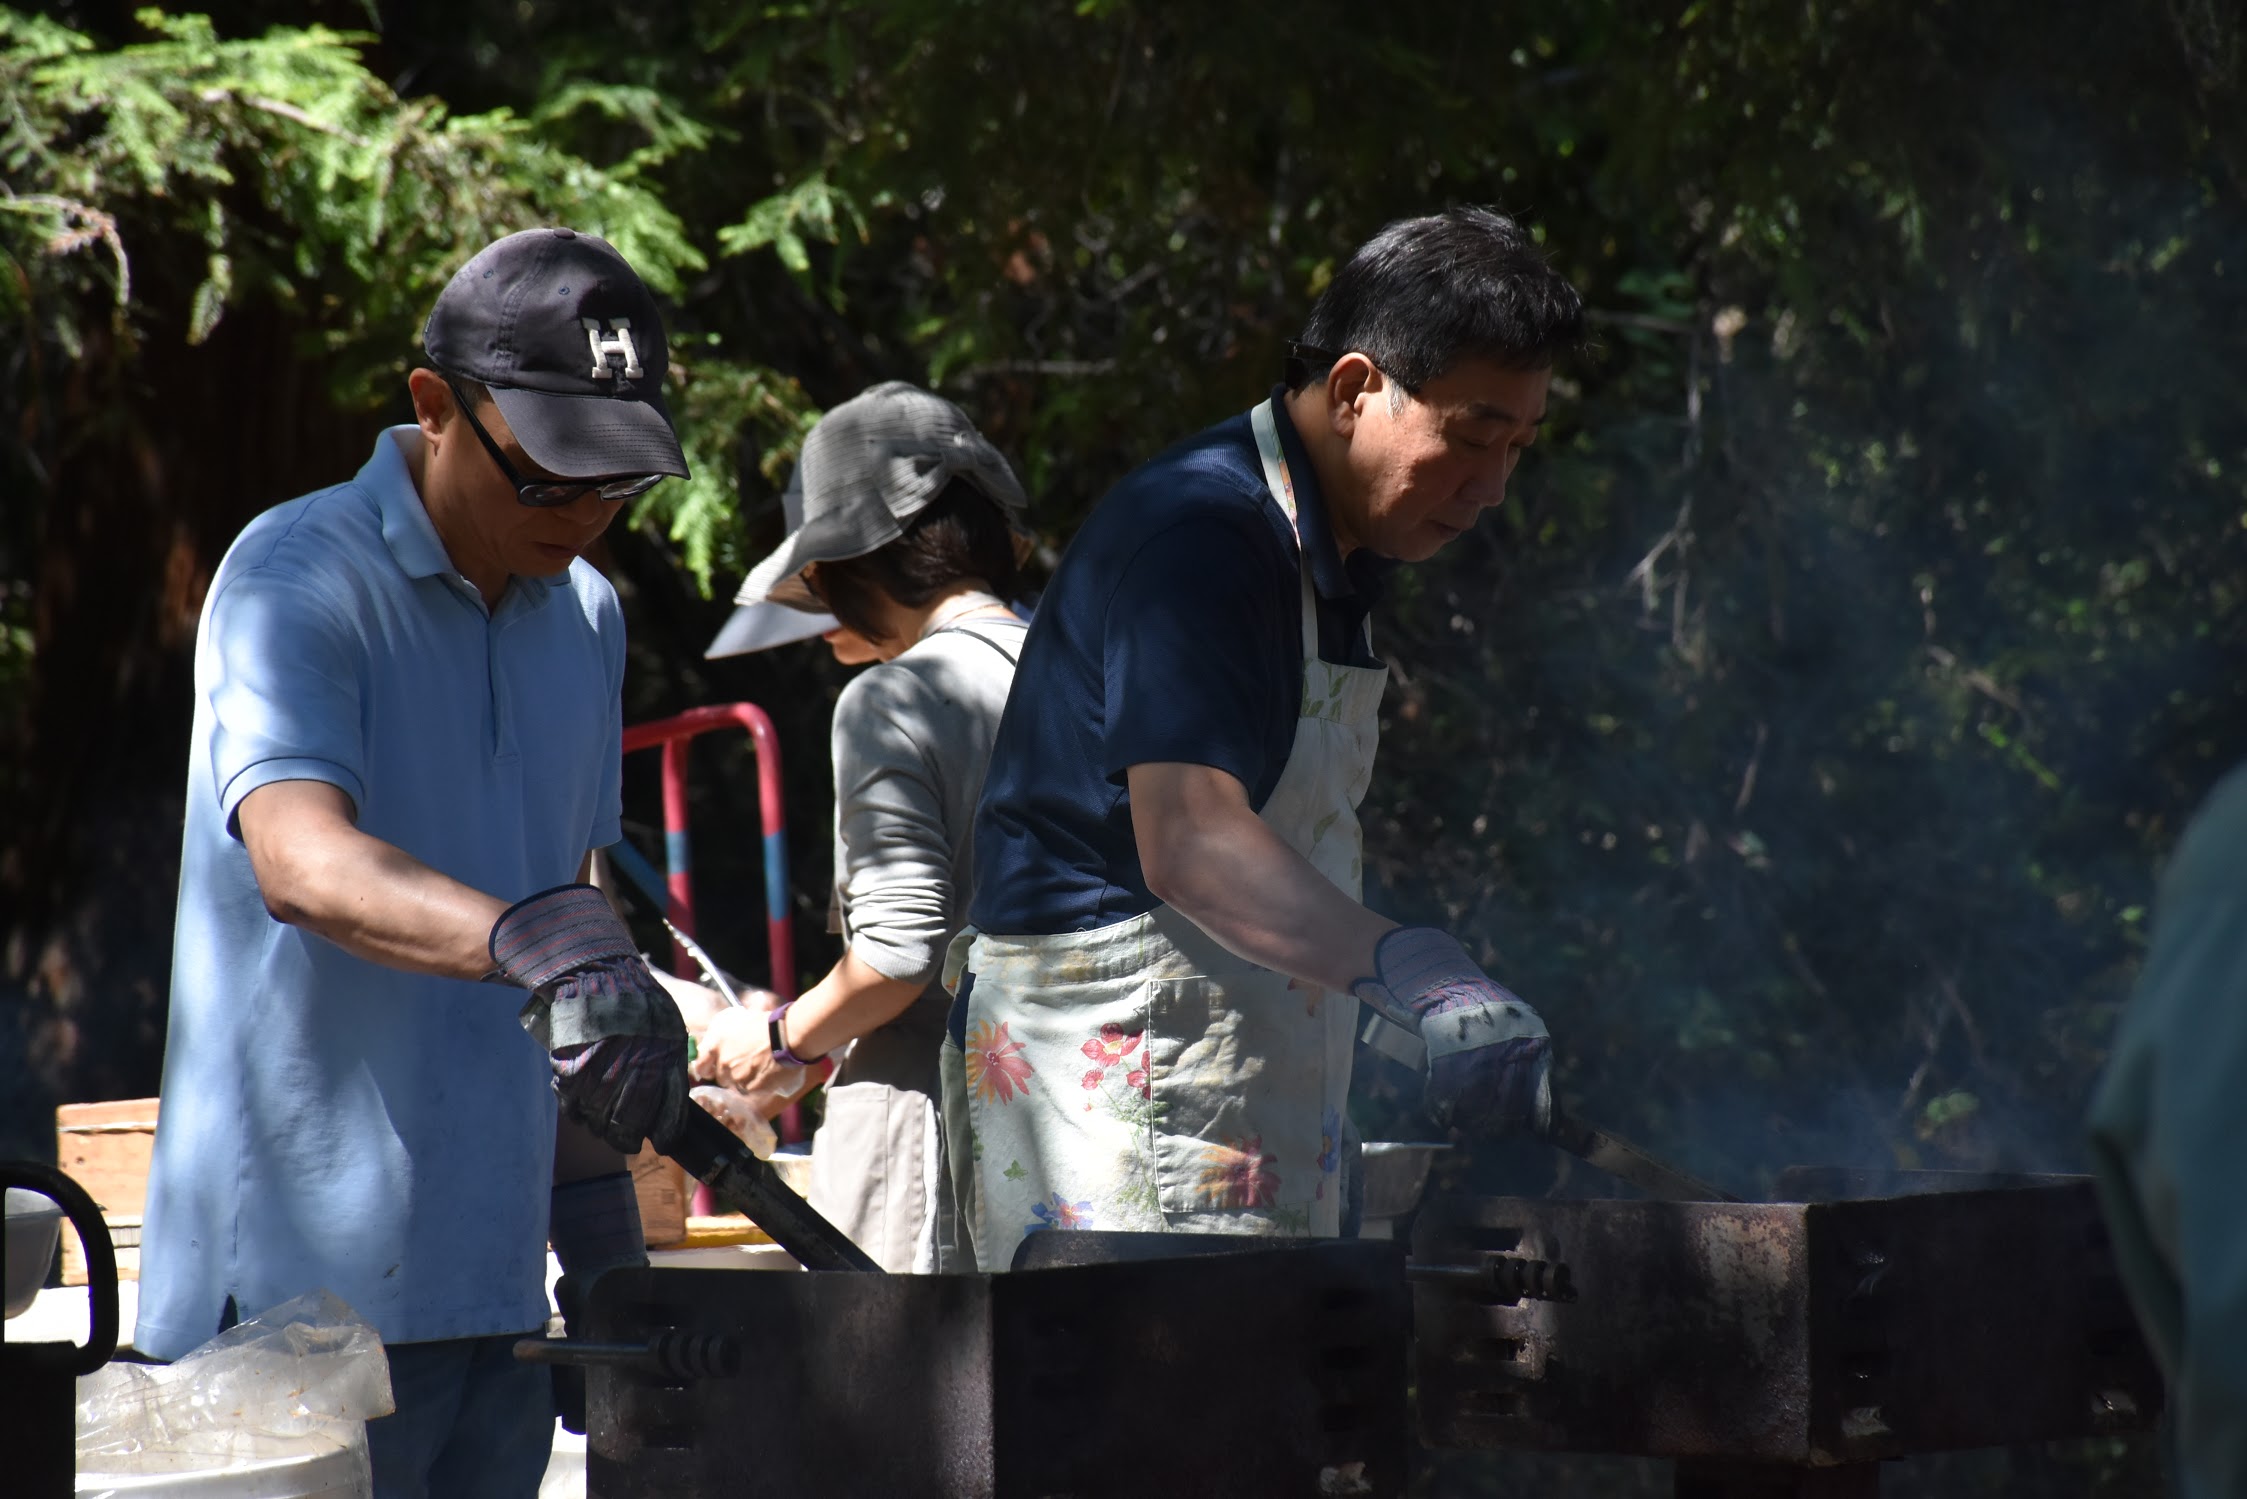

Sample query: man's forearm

[238,779,507,981]
[1127,763,1396,993]
[269,831,506,979]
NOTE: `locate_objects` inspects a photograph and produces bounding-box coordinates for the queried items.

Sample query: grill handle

[515,1330,744,1382]
[660,1107,881,1271]
[1408,1256,1577,1304]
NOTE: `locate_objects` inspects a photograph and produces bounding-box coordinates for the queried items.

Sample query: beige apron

[808,1074,946,1273]
[941,399,1388,1272]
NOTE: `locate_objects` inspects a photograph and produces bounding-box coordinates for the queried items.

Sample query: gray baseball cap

[705,470,840,658]
[732,382,1028,614]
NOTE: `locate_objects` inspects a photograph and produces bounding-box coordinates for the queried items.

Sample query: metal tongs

[1359,1011,1738,1203]
[1543,1110,1739,1203]
[656,916,880,1271]
[664,916,748,1010]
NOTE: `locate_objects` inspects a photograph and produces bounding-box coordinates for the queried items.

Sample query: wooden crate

[53,1097,690,1275]
[57,1097,159,1284]
[60,1215,141,1285]
[630,1142,691,1249]
[56,1097,160,1217]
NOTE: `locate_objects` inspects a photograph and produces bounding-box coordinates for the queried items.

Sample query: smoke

[1360,74,2247,1215]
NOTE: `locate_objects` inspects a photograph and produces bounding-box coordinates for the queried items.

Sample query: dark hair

[430,369,493,410]
[1287,206,1586,393]
[810,478,1022,645]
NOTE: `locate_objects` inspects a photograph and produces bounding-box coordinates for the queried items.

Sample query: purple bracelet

[767,1002,819,1066]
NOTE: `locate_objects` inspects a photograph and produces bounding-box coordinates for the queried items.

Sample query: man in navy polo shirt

[945,208,1586,1272]
[141,228,701,1496]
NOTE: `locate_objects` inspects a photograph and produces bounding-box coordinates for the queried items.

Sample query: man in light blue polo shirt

[140,228,700,1498]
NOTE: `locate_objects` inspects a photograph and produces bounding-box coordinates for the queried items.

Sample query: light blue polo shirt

[136,426,624,1361]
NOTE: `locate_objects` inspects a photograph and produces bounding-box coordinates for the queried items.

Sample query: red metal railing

[623,702,795,991]
[621,703,821,1150]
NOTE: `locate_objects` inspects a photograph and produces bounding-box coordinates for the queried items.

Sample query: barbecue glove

[493,884,691,1154]
[1352,926,1553,1137]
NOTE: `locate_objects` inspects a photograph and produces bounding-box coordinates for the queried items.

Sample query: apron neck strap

[1252,398,1324,662]
[1249,399,1304,538]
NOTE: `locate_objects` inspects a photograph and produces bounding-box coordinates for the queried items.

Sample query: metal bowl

[1358,1141,1451,1237]
[5,1186,64,1319]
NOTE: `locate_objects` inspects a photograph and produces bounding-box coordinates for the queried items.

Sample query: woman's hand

[690,1004,781,1093]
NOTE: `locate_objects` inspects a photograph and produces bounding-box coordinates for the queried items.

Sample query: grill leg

[0,1361,76,1499]
[1674,1460,1881,1498]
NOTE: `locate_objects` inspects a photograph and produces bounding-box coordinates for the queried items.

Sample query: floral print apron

[940,399,1389,1272]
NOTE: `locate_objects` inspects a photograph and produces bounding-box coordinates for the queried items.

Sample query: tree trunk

[0,285,372,1160]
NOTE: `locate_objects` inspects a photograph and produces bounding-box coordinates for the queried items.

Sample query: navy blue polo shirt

[970,389,1389,936]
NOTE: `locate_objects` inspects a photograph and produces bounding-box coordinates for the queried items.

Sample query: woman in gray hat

[693,381,1030,1272]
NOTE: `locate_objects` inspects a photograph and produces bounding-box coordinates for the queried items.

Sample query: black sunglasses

[446,380,665,507]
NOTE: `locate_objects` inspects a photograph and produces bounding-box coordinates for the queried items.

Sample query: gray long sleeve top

[831,614,1027,999]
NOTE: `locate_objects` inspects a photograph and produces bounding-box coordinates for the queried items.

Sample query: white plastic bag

[77,1289,394,1486]
[692,1083,779,1159]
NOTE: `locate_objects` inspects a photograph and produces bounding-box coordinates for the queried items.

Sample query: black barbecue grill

[563,1234,1411,1498]
[549,1171,2160,1499]
[1411,1171,2163,1497]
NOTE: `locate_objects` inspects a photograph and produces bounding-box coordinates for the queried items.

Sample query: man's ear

[1323,352,1379,438]
[405,368,454,440]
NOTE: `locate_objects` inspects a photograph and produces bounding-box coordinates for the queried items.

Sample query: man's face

[416,378,627,585]
[1329,356,1552,562]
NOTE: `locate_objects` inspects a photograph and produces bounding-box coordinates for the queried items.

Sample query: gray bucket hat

[732,381,1028,616]
[705,469,840,658]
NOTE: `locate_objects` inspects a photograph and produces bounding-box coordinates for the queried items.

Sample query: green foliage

[2,5,703,366]
[649,349,818,589]
[0,6,842,594]
[717,171,868,282]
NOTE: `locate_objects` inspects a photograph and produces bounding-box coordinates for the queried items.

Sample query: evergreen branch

[218,89,371,147]
[0,191,126,305]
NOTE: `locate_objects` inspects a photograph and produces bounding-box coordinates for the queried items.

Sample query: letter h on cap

[583,317,644,381]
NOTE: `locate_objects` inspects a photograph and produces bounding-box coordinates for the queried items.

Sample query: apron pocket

[810,1080,943,1274]
[1146,968,1331,1226]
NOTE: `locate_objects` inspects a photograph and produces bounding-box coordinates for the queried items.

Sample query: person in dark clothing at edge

[2088,759,2247,1499]
[941,207,1587,1272]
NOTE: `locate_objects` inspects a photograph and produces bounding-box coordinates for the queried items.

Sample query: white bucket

[76,1426,371,1498]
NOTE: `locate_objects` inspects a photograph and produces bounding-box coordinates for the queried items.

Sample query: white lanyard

[1248,399,1304,537]
[1249,398,1375,660]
